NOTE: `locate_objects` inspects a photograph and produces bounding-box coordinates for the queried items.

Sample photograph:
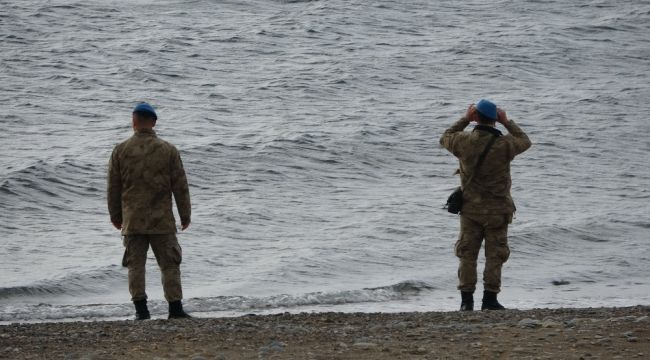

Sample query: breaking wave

[0,280,434,323]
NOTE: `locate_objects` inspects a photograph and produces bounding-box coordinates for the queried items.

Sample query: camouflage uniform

[107,128,191,302]
[440,118,531,293]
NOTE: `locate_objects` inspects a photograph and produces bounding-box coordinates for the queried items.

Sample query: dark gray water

[1,0,649,322]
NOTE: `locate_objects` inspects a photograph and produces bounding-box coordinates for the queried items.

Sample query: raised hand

[496,108,509,125]
[465,104,478,122]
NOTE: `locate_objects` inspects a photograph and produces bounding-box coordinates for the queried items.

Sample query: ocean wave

[0,158,102,212]
[194,280,435,312]
[0,266,125,300]
[0,280,433,322]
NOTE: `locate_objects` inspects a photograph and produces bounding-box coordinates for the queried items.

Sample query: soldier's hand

[465,104,478,122]
[111,220,122,230]
[181,221,190,231]
[497,108,509,125]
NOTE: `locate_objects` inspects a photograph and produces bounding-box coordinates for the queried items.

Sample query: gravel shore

[1,306,648,359]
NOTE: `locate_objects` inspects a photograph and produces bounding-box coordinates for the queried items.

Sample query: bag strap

[461,134,498,189]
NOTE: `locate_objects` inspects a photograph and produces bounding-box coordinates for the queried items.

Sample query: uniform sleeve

[170,147,191,225]
[107,147,122,224]
[503,120,532,159]
[439,117,470,156]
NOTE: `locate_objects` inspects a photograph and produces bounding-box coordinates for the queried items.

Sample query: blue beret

[133,102,157,120]
[475,99,497,121]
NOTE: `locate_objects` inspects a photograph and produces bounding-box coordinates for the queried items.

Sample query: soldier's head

[475,99,498,126]
[132,102,157,130]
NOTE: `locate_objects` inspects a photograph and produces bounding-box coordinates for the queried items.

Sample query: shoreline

[1,306,648,359]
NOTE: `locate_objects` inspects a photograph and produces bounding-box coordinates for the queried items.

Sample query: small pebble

[518,318,542,329]
[353,342,377,349]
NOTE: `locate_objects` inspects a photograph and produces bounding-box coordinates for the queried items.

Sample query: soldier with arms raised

[440,99,531,311]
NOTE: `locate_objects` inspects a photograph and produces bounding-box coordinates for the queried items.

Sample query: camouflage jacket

[440,118,531,215]
[107,129,191,235]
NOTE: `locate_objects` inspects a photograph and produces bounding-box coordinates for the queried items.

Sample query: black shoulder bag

[444,135,498,214]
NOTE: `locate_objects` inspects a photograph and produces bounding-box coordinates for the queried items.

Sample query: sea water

[1,0,649,322]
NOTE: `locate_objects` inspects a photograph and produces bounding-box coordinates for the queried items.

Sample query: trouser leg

[150,234,183,302]
[123,235,150,302]
[483,215,511,293]
[455,215,484,292]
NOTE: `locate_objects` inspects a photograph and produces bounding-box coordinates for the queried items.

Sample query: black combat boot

[481,291,505,310]
[459,291,474,311]
[133,299,151,320]
[168,300,192,319]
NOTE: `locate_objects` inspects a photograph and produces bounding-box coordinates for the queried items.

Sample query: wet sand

[1,306,648,359]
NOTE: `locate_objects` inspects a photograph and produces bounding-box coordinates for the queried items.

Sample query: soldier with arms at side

[440,99,531,311]
[107,102,192,320]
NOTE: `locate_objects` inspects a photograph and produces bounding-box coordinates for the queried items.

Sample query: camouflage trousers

[122,234,183,302]
[454,213,512,293]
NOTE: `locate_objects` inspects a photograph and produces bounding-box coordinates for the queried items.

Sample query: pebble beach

[1,306,648,359]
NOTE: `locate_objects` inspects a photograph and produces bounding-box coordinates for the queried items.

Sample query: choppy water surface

[1,0,649,322]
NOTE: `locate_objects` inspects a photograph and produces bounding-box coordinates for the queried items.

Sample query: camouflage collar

[135,128,156,136]
[473,125,502,137]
